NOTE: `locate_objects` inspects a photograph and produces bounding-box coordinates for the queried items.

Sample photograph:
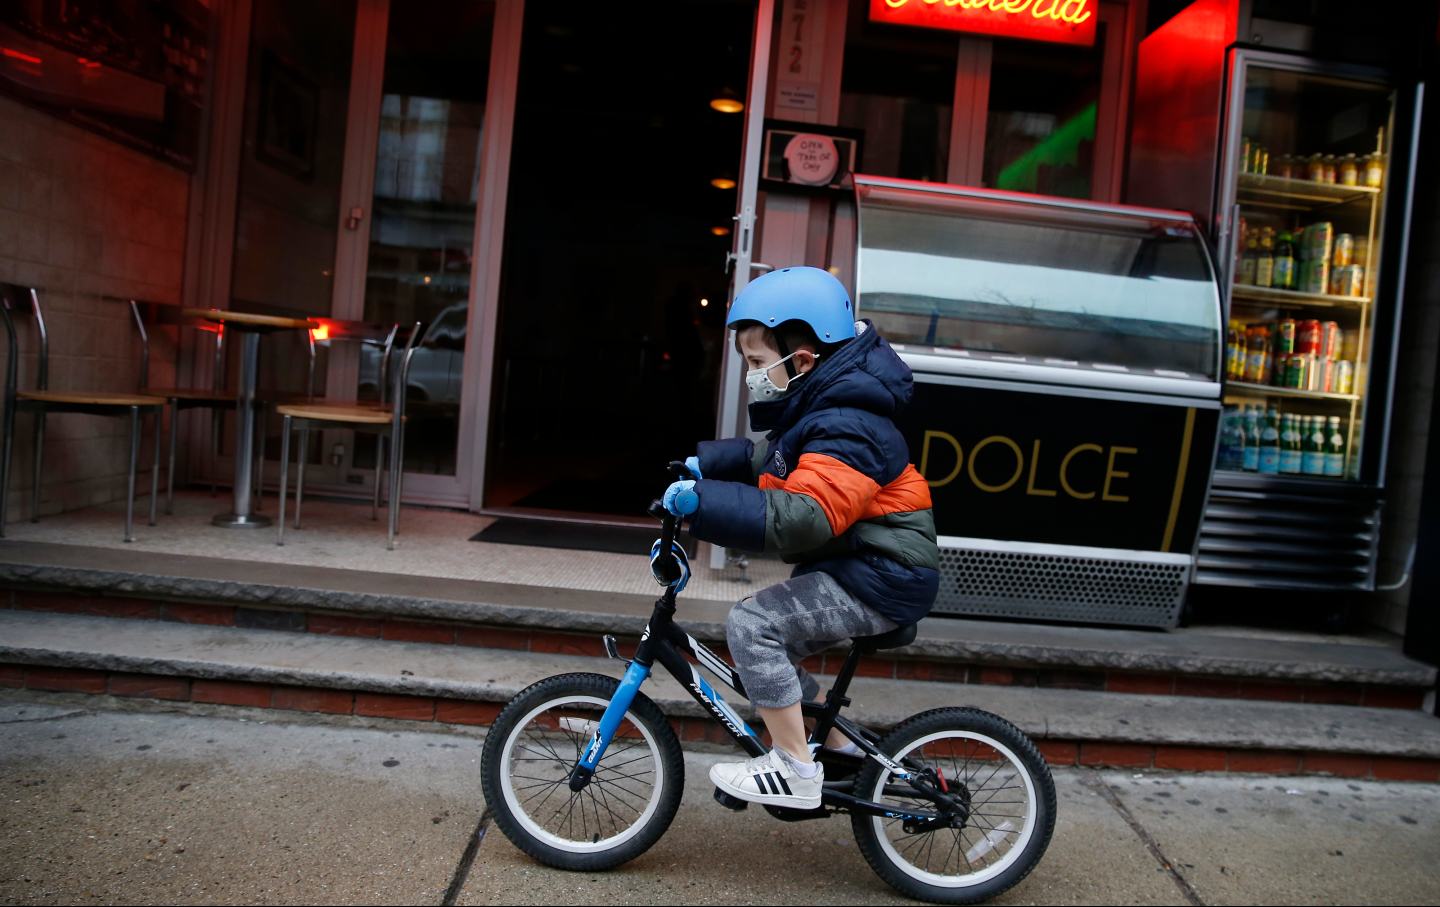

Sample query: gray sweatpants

[726,571,897,709]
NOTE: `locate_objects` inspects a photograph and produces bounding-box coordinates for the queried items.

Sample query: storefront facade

[152,0,1146,523]
[3,0,1437,636]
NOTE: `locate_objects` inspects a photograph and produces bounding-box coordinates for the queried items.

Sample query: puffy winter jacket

[688,321,939,624]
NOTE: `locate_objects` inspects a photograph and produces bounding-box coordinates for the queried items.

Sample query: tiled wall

[0,96,189,521]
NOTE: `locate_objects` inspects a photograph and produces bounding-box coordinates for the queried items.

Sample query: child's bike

[479,464,1056,904]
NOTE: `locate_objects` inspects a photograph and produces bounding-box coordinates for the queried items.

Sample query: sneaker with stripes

[709,748,824,810]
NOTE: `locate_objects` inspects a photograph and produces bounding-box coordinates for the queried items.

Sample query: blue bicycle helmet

[727,266,857,343]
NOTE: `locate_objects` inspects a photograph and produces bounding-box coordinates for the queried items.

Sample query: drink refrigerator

[1128,0,1424,592]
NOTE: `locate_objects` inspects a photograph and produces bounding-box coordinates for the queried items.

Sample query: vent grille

[934,545,1190,628]
[1194,475,1380,590]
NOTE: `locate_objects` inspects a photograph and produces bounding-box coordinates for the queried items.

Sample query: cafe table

[182,308,316,527]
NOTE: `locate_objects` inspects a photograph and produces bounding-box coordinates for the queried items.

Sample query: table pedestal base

[211,513,273,528]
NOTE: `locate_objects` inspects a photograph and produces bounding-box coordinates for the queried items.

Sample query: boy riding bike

[661,265,940,810]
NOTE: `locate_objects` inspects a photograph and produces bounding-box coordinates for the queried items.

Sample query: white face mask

[745,351,817,403]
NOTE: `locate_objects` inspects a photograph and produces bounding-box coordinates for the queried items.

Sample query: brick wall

[0,96,189,520]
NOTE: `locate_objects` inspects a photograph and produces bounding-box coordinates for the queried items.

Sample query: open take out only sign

[869,0,1098,47]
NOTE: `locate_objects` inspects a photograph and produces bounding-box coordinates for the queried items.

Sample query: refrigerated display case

[852,176,1223,628]
[1129,2,1423,592]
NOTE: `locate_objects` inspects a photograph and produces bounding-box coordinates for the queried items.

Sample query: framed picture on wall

[256,51,319,181]
[760,120,864,195]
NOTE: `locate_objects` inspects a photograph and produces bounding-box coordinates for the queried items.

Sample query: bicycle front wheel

[480,672,685,872]
[851,707,1056,904]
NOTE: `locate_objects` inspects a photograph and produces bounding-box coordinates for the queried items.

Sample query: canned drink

[1333,234,1354,267]
[1335,360,1355,395]
[1300,258,1330,295]
[1339,330,1360,362]
[1331,265,1365,297]
[1306,354,1324,392]
[1298,320,1323,356]
[1322,322,1341,361]
[1302,222,1334,263]
[1317,358,1337,393]
[1275,319,1297,356]
[1284,354,1309,389]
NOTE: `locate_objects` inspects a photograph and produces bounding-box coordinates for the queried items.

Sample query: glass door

[1216,55,1396,485]
[297,0,498,505]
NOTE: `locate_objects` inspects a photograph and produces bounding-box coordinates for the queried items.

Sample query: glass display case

[1216,61,1398,484]
[852,176,1223,628]
[856,178,1222,386]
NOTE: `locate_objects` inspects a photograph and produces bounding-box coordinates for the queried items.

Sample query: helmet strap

[772,332,799,380]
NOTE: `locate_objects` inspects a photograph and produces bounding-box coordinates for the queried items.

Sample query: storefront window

[982,31,1104,199]
[837,0,957,182]
[855,183,1221,380]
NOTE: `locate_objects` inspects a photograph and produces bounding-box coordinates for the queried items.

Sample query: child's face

[737,326,817,392]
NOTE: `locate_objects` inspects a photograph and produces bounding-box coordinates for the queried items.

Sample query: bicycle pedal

[713,787,749,811]
[764,804,830,822]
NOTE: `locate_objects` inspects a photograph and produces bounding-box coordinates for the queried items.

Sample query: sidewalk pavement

[2,691,1438,906]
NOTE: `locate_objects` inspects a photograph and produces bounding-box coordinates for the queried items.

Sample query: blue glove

[662,480,699,516]
[684,455,703,479]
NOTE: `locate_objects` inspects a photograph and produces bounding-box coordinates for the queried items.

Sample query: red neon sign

[869,0,1098,47]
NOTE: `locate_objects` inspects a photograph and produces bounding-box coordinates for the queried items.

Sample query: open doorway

[484,1,754,522]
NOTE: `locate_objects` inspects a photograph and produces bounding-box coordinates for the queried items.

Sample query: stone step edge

[4,587,1431,711]
[1,609,1437,763]
[1,545,1434,688]
[4,660,1437,784]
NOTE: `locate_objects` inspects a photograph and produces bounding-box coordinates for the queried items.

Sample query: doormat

[471,518,695,557]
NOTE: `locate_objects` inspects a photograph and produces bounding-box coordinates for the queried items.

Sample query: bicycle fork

[569,659,651,791]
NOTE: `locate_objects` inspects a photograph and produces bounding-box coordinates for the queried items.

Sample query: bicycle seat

[852,623,917,653]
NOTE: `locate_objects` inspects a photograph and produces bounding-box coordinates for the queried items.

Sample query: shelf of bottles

[1219,66,1394,483]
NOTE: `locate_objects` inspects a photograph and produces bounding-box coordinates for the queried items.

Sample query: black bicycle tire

[480,672,686,872]
[850,707,1057,904]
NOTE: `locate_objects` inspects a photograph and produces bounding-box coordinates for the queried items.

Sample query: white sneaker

[709,748,823,810]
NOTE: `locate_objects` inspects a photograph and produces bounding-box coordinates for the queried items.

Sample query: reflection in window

[857,199,1220,379]
[837,0,956,182]
[983,32,1104,199]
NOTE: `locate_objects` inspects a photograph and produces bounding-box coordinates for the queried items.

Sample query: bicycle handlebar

[647,460,696,586]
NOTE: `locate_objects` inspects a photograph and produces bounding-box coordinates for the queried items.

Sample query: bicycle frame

[566,512,960,825]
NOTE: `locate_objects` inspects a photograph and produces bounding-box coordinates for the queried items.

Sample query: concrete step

[1,540,1434,705]
[3,609,1439,782]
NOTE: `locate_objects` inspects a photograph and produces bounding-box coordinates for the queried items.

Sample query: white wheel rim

[868,730,1038,889]
[498,694,665,853]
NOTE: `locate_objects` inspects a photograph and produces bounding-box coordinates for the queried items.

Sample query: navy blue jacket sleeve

[687,479,766,552]
[696,438,756,483]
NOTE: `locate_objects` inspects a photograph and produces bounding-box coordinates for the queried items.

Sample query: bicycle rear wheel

[480,672,685,872]
[851,707,1056,904]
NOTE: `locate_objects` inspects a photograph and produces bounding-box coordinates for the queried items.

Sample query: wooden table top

[182,308,317,330]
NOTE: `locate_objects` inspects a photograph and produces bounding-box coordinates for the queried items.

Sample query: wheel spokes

[504,700,661,847]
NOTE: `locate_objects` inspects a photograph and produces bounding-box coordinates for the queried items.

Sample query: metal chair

[126,299,244,515]
[275,321,420,549]
[1,284,165,541]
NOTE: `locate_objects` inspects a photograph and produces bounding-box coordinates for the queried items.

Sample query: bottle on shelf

[1339,154,1359,187]
[1279,413,1302,474]
[1324,415,1346,477]
[1243,404,1262,472]
[1238,234,1258,286]
[1259,407,1281,475]
[1244,324,1271,384]
[1255,228,1275,289]
[1219,407,1245,470]
[1301,415,1326,476]
[1274,231,1296,290]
